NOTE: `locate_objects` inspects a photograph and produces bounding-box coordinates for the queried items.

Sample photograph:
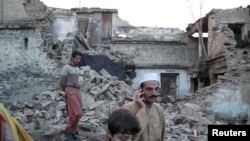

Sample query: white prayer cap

[140,73,161,87]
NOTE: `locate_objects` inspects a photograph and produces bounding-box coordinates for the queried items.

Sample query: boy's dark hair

[108,109,141,136]
[71,51,82,58]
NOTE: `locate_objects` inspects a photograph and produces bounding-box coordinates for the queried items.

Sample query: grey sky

[40,0,249,31]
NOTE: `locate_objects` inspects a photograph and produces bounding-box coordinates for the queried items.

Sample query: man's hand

[59,91,65,98]
[134,89,146,110]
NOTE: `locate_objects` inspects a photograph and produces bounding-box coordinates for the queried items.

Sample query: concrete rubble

[4,64,246,141]
[1,1,250,141]
[4,65,135,141]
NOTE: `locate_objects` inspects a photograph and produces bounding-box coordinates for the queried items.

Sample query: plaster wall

[50,9,77,41]
[0,29,60,102]
[90,13,102,44]
[205,84,249,120]
[214,8,250,25]
[113,26,187,42]
[0,0,32,22]
[0,29,42,68]
[111,43,198,68]
[112,13,131,27]
[208,8,250,58]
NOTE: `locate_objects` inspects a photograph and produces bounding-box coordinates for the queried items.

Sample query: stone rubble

[3,65,244,141]
[4,66,134,141]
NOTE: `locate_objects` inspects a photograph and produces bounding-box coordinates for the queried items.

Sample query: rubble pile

[83,49,135,64]
[3,65,250,141]
[4,66,136,141]
[59,39,135,67]
[164,103,210,141]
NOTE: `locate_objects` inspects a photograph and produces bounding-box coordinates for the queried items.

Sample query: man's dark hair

[140,82,145,89]
[108,109,141,136]
[71,51,82,58]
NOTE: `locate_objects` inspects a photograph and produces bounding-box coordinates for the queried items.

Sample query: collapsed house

[0,0,199,102]
[0,0,250,140]
[49,7,199,99]
[186,6,250,121]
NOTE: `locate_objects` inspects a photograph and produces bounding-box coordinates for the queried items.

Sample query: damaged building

[0,0,250,140]
[0,0,200,101]
[49,6,199,100]
[186,6,250,121]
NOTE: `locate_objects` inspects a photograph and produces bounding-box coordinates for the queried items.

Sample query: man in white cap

[122,73,166,141]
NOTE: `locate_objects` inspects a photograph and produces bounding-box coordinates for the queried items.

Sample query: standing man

[122,73,166,141]
[60,51,83,141]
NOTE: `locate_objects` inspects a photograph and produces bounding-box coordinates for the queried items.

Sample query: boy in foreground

[106,109,141,141]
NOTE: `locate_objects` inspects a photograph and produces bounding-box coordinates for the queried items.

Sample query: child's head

[106,109,141,141]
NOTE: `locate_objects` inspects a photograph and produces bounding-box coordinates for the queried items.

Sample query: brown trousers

[65,87,83,132]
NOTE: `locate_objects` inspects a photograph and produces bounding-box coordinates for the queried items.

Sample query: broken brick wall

[200,7,250,120]
[48,8,77,41]
[111,43,198,68]
[208,8,250,58]
[0,0,34,23]
[111,26,199,67]
[0,0,62,103]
